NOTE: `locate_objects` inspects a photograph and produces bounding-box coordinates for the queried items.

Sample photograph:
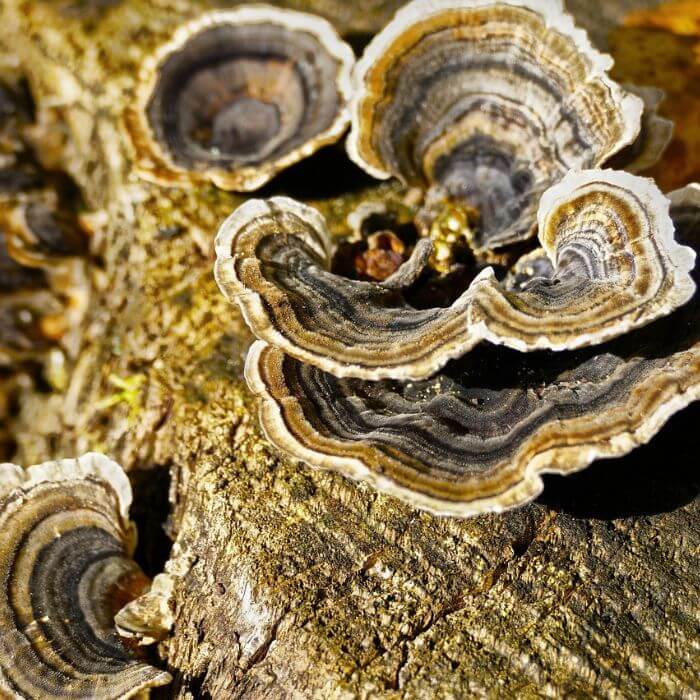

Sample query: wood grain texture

[1,1,698,697]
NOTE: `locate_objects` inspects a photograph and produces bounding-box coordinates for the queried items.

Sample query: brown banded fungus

[346,0,644,252]
[0,453,172,698]
[125,7,355,191]
[0,196,90,364]
[215,195,474,380]
[608,85,674,174]
[243,182,700,516]
[215,171,695,380]
[2,194,89,268]
[0,80,90,365]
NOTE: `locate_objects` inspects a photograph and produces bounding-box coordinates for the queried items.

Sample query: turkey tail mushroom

[240,181,700,516]
[216,172,695,380]
[124,6,355,192]
[346,0,643,252]
[0,453,172,699]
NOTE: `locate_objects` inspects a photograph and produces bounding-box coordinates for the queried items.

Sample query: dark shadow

[538,401,700,520]
[129,465,173,578]
[257,142,376,200]
[345,33,374,57]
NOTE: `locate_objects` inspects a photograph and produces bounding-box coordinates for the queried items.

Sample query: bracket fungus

[2,195,89,268]
[125,6,355,191]
[608,85,675,175]
[346,0,644,252]
[0,453,172,698]
[215,171,695,380]
[0,197,89,364]
[0,80,90,366]
[243,182,700,516]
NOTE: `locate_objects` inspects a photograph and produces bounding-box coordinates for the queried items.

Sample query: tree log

[3,1,699,697]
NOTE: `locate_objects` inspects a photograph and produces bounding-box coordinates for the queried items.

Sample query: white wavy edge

[467,168,698,353]
[245,340,700,517]
[0,455,173,694]
[0,452,132,521]
[669,182,700,209]
[215,196,481,380]
[346,0,643,179]
[214,195,331,263]
[127,5,355,192]
[217,169,697,380]
[538,168,697,299]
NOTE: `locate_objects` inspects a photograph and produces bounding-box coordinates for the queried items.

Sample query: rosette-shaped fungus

[0,453,172,698]
[215,171,695,380]
[243,183,700,516]
[125,7,355,191]
[346,0,644,251]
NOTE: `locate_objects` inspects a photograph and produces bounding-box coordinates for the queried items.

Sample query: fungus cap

[125,6,355,192]
[346,0,643,250]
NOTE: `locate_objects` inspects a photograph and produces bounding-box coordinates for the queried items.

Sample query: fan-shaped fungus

[0,453,172,698]
[125,6,355,191]
[215,171,695,379]
[346,0,643,251]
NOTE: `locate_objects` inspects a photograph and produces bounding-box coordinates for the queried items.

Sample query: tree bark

[3,1,699,698]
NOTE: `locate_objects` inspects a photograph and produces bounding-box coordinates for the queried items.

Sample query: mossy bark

[3,1,699,697]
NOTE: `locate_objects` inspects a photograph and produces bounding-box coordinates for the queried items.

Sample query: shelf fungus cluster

[224,184,700,516]
[0,453,172,698]
[125,6,355,191]
[213,0,700,516]
[216,172,695,380]
[346,0,648,252]
[0,80,90,456]
[0,81,89,367]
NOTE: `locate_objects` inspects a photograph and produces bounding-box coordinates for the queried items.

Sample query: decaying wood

[3,1,699,697]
